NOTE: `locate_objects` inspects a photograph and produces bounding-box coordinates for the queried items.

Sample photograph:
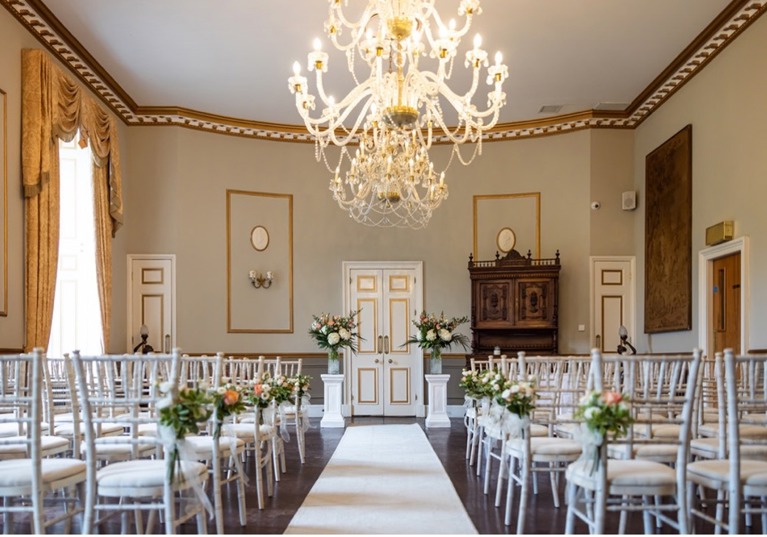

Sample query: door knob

[374,358,380,364]
[388,358,393,364]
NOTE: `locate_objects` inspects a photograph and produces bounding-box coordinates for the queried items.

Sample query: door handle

[388,358,393,364]
[384,335,390,354]
[595,334,601,349]
[377,335,383,354]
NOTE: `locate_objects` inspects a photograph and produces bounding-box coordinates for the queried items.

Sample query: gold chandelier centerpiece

[289,0,509,228]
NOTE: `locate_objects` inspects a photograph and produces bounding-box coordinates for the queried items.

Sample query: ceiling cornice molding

[2,0,765,141]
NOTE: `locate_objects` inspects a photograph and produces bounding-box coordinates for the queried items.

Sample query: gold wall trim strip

[0,87,6,316]
[2,0,764,140]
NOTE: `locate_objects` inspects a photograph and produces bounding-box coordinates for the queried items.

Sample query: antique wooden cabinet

[467,250,561,358]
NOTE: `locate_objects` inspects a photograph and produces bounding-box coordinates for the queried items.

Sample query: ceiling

[7,0,765,138]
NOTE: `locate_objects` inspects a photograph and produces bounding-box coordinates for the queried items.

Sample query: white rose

[438,328,452,342]
[339,327,351,341]
[425,329,437,342]
[156,396,173,409]
[327,332,341,346]
[510,384,520,394]
[217,386,226,395]
[584,407,601,420]
[159,381,173,394]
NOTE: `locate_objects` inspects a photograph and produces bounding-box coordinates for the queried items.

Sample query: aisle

[284,423,478,535]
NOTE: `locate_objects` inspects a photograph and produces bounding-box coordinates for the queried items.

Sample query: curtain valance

[22,49,123,235]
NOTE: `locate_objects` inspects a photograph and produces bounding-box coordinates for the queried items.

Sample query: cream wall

[123,127,598,354]
[633,13,767,353]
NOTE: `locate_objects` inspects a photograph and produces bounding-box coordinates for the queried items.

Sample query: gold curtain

[21,49,124,351]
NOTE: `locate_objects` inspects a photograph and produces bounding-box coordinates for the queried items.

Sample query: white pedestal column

[425,374,451,428]
[320,374,346,428]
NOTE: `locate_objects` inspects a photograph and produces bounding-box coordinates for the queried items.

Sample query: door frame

[589,256,636,352]
[698,236,749,357]
[126,254,177,354]
[342,260,425,418]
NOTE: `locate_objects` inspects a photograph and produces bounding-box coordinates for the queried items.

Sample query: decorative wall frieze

[2,0,765,142]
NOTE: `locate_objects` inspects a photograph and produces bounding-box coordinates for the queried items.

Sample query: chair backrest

[0,349,46,533]
[722,349,767,533]
[72,350,179,462]
[590,349,703,462]
[179,352,223,388]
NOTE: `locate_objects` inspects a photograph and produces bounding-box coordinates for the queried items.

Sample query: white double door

[343,261,424,417]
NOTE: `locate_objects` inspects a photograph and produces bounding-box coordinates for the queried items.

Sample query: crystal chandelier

[288,0,509,228]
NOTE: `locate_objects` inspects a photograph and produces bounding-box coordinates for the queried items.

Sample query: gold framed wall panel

[473,193,541,261]
[226,190,294,333]
[0,88,7,316]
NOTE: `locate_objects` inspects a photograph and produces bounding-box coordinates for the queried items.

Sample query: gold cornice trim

[3,0,766,141]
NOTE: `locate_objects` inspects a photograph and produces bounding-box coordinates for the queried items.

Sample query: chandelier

[288,0,509,228]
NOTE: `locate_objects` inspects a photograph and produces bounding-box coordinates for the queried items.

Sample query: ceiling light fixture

[289,0,508,228]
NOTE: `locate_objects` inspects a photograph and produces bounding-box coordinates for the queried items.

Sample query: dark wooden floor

[208,416,763,535]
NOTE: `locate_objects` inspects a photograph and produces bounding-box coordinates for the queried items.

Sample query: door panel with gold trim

[350,267,419,416]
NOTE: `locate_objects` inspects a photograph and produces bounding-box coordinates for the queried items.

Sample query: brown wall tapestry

[644,124,692,333]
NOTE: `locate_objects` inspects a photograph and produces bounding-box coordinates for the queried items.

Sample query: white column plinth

[425,374,451,428]
[320,374,346,428]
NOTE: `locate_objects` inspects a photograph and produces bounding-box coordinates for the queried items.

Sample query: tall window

[47,136,104,355]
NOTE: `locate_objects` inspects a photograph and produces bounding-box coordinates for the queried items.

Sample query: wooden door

[591,258,635,353]
[128,255,175,353]
[712,252,741,354]
[347,263,422,416]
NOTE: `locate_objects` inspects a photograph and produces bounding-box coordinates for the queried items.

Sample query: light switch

[578,324,586,332]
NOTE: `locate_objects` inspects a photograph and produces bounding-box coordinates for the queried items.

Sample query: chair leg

[495,450,507,507]
[213,457,224,535]
[549,463,561,508]
[565,482,577,534]
[504,458,517,527]
[642,495,653,534]
[483,439,495,495]
[517,459,530,534]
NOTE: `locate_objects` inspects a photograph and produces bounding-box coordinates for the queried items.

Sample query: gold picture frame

[473,193,541,260]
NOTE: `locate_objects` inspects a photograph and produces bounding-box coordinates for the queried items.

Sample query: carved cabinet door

[515,279,556,327]
[477,281,513,327]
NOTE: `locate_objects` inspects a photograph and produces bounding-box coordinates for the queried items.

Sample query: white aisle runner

[284,423,478,535]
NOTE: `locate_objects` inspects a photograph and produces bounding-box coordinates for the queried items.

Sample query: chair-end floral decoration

[573,389,633,473]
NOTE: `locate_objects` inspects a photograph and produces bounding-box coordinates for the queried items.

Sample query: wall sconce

[249,270,274,289]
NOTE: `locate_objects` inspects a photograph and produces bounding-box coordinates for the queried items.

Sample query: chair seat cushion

[182,435,245,456]
[0,422,50,437]
[608,442,680,461]
[55,422,124,437]
[0,458,86,488]
[0,435,70,458]
[688,459,767,483]
[507,437,582,458]
[221,423,276,440]
[567,459,676,490]
[97,459,207,492]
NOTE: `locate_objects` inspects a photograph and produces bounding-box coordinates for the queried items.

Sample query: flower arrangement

[288,373,312,399]
[158,382,213,439]
[575,390,633,439]
[308,310,361,360]
[157,382,214,482]
[268,373,294,405]
[476,369,510,400]
[244,372,277,409]
[208,378,247,439]
[405,311,470,358]
[459,369,485,399]
[496,377,537,418]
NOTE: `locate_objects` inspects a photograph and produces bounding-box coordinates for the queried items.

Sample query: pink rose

[603,391,623,405]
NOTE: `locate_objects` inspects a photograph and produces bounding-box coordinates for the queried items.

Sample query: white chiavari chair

[0,349,87,534]
[177,352,248,534]
[221,356,275,510]
[564,349,702,535]
[73,350,209,534]
[687,349,767,534]
[273,357,309,464]
[499,355,585,533]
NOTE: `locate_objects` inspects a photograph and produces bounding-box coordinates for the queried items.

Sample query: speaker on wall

[622,191,637,211]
